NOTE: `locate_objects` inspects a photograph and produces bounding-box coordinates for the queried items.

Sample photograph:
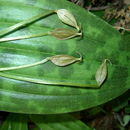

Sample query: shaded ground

[69,0,130,33]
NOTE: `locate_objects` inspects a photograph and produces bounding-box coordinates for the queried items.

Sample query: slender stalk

[114,26,130,32]
[0,32,50,42]
[0,58,49,71]
[0,10,54,37]
[0,72,99,88]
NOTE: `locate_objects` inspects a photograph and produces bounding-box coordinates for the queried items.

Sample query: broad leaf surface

[31,114,92,130]
[0,0,129,114]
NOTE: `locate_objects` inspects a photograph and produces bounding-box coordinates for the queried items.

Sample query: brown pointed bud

[55,9,80,31]
[95,59,111,86]
[49,53,82,66]
[50,28,81,40]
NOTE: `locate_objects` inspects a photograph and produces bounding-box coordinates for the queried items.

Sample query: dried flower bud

[49,54,82,66]
[50,28,81,40]
[95,59,109,86]
[56,9,80,31]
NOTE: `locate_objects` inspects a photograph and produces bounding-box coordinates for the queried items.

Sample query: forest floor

[69,0,130,33]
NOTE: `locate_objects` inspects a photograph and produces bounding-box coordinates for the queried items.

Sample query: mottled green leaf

[0,0,129,114]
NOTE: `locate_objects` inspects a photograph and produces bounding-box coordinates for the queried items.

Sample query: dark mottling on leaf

[110,66,128,87]
[58,66,74,79]
[95,50,108,61]
[127,56,130,61]
[56,42,69,54]
[119,37,130,52]
[37,62,55,76]
[37,66,45,77]
[10,81,31,93]
[38,45,53,55]
[75,37,104,57]
[111,66,128,79]
[108,51,119,64]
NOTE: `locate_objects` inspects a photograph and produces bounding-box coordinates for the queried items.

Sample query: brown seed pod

[50,28,81,40]
[49,54,82,66]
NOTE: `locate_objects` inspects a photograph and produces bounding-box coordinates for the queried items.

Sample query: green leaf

[30,114,92,130]
[0,0,129,114]
[0,113,28,130]
[123,115,130,126]
[117,114,130,127]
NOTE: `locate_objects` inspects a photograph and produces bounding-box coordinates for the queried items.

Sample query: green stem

[0,10,54,37]
[0,58,49,71]
[0,32,50,42]
[0,72,99,88]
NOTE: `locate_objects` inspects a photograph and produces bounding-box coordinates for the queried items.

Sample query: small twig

[0,10,54,37]
[0,58,49,71]
[0,32,49,42]
[114,26,130,31]
[86,5,110,11]
[85,1,120,11]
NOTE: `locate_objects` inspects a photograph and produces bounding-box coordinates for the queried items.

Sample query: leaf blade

[0,0,129,114]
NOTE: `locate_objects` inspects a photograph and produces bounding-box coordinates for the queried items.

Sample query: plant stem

[0,58,49,71]
[0,10,54,37]
[114,26,130,31]
[0,32,50,42]
[0,57,99,88]
[0,72,99,88]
